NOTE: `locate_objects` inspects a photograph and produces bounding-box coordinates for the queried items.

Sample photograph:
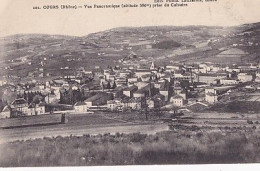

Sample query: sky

[0,0,260,37]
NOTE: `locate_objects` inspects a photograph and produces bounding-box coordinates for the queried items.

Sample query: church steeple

[150,61,155,70]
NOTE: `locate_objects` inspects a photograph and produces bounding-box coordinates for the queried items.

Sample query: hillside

[0,23,260,78]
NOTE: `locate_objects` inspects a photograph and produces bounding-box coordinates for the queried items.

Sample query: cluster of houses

[0,98,46,119]
[1,50,260,118]
[72,60,260,113]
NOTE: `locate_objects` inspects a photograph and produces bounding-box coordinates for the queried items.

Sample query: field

[2,23,260,78]
[1,127,260,166]
[0,113,168,143]
[1,111,260,166]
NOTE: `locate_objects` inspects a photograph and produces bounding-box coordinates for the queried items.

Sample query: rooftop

[74,101,87,106]
[85,93,107,102]
[124,85,138,92]
[11,98,27,105]
[172,95,184,99]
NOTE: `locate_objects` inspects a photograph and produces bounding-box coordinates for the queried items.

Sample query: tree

[180,80,190,90]
[155,106,162,119]
[107,81,111,89]
[32,95,44,104]
[230,71,237,78]
[112,81,117,89]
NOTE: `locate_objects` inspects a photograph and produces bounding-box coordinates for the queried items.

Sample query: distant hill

[0,22,260,78]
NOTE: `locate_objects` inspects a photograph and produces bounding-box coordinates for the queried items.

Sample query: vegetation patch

[1,130,260,166]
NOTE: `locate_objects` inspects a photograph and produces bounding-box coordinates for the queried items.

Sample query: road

[0,113,169,143]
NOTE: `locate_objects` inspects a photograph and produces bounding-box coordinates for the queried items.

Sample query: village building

[197,73,227,85]
[171,95,185,107]
[146,94,165,109]
[111,86,125,99]
[166,64,182,72]
[107,99,123,111]
[11,98,29,115]
[114,77,127,86]
[74,101,88,113]
[28,102,46,115]
[205,87,217,95]
[85,93,111,108]
[220,78,238,85]
[179,91,187,100]
[0,106,11,119]
[45,93,60,104]
[150,62,156,70]
[134,69,152,78]
[225,66,241,73]
[254,70,260,82]
[174,86,183,95]
[123,85,138,97]
[127,77,138,84]
[205,93,218,104]
[128,97,145,110]
[237,73,253,82]
[159,81,170,101]
[133,88,147,98]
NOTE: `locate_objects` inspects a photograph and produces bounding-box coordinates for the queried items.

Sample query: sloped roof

[152,94,165,101]
[206,93,218,96]
[28,103,36,108]
[11,98,27,105]
[38,102,46,107]
[85,92,107,102]
[74,101,87,106]
[172,95,184,99]
[159,81,170,91]
[124,85,138,92]
[129,97,143,103]
[1,105,11,112]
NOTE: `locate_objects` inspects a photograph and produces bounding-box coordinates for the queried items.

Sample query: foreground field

[1,112,260,166]
[1,127,260,166]
[0,113,168,143]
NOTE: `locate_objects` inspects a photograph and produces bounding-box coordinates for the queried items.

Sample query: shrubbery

[209,101,260,113]
[1,129,260,166]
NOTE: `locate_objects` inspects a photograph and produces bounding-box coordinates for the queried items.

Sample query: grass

[209,101,260,113]
[1,127,260,166]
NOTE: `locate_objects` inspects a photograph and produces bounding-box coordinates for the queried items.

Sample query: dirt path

[0,123,169,144]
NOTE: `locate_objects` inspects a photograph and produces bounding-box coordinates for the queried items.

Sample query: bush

[247,120,254,124]
[1,130,260,166]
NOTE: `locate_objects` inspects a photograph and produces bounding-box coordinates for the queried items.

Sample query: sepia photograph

[1,0,260,169]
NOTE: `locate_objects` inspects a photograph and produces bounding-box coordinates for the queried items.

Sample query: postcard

[0,0,260,170]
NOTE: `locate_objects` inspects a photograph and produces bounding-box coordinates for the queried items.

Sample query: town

[1,47,260,120]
